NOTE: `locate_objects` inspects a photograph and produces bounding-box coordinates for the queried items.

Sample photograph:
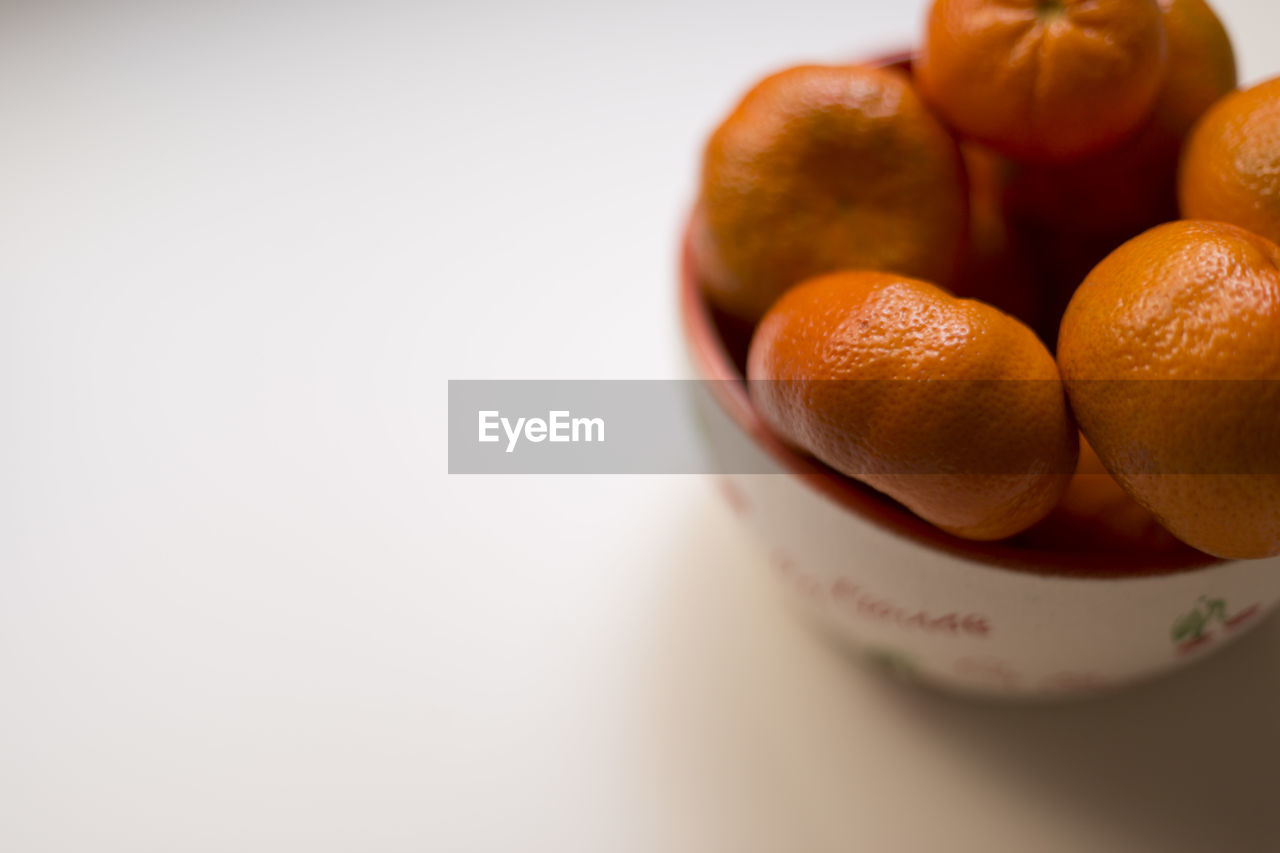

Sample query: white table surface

[3,0,1280,850]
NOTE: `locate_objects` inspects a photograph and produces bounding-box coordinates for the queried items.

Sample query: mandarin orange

[1180,75,1280,247]
[951,144,1040,327]
[1058,220,1280,559]
[696,64,968,323]
[917,0,1168,163]
[1023,435,1187,553]
[1002,0,1236,235]
[748,270,1077,540]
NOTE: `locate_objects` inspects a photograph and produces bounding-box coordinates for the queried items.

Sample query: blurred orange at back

[696,63,968,323]
[917,0,1168,163]
[1002,0,1236,236]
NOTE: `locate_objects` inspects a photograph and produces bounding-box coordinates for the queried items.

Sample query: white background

[3,0,1280,850]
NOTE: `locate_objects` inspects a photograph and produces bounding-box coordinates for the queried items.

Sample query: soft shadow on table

[643,486,1280,853]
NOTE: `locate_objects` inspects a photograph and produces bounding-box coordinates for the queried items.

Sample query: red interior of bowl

[680,52,1218,577]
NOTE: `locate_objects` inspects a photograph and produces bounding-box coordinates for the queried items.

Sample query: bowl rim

[678,213,1222,579]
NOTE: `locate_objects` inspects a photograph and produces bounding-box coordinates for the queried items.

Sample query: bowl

[679,56,1280,695]
[680,227,1280,698]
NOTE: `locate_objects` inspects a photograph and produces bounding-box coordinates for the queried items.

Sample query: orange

[695,64,968,323]
[1058,220,1280,559]
[916,0,1168,163]
[1023,435,1187,553]
[1002,0,1237,236]
[951,144,1040,327]
[747,270,1077,540]
[1147,0,1237,139]
[1180,75,1280,247]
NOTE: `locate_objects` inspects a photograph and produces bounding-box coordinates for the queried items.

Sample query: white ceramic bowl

[679,211,1280,699]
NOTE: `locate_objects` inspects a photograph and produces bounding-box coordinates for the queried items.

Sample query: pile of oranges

[692,0,1280,560]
